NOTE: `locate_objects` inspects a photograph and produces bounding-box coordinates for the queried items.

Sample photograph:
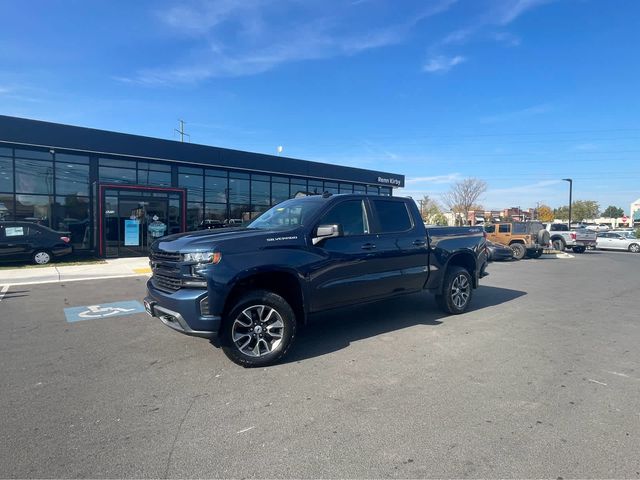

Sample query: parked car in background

[596,232,640,253]
[543,223,597,253]
[586,224,610,232]
[609,230,637,239]
[484,221,550,260]
[0,221,73,264]
[486,241,514,261]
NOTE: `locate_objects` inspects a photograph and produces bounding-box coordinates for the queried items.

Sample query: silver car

[596,231,640,253]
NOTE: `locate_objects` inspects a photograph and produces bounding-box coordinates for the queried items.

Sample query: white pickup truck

[543,223,597,253]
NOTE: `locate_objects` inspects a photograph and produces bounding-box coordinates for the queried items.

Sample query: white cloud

[422,55,466,73]
[120,0,457,85]
[495,0,554,25]
[406,173,462,185]
[480,103,552,123]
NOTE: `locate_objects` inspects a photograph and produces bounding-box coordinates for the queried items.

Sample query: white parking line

[0,285,9,302]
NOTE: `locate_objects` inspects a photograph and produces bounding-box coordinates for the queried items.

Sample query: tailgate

[575,229,597,244]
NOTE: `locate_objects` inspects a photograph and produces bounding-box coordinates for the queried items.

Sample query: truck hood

[152,227,305,253]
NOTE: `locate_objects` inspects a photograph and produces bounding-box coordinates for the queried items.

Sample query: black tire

[32,250,52,265]
[528,248,543,259]
[510,243,526,260]
[552,238,565,251]
[435,266,473,315]
[629,243,640,253]
[572,246,586,253]
[221,290,296,368]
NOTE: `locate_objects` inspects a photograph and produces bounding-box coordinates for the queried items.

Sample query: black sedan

[487,240,514,261]
[0,221,73,265]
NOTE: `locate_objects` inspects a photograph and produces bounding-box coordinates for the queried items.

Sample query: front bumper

[145,279,221,339]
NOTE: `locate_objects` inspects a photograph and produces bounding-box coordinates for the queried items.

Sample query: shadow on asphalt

[0,289,30,300]
[282,285,526,364]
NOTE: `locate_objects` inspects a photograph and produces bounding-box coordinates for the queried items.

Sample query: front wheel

[33,250,52,265]
[436,266,473,315]
[510,243,526,260]
[221,290,296,368]
[629,243,640,253]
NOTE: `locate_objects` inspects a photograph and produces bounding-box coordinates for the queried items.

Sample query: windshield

[248,197,324,230]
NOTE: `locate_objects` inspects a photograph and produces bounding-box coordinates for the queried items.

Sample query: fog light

[200,296,211,316]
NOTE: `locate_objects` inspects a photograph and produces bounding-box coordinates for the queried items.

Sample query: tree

[418,195,448,225]
[537,204,554,222]
[442,177,488,226]
[554,200,600,222]
[602,205,624,218]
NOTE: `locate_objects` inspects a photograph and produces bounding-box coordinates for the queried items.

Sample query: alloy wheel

[231,305,285,357]
[451,274,470,309]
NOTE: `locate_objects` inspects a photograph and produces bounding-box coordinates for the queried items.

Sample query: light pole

[562,178,573,227]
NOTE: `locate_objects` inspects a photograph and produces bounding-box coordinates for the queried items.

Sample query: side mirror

[312,224,342,245]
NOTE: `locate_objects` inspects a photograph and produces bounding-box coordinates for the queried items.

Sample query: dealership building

[0,115,404,257]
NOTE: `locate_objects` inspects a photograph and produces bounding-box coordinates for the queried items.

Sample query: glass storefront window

[0,157,12,192]
[291,179,307,197]
[205,168,228,178]
[138,161,171,172]
[0,147,12,157]
[99,158,132,168]
[228,178,249,204]
[99,166,136,184]
[186,202,203,231]
[340,183,353,193]
[230,171,250,179]
[55,162,89,196]
[308,180,322,194]
[54,195,90,249]
[250,205,269,220]
[178,173,204,202]
[0,193,14,220]
[179,166,203,175]
[55,153,89,165]
[367,185,379,195]
[205,203,226,221]
[15,148,52,161]
[168,199,181,235]
[15,194,52,226]
[324,182,339,194]
[251,179,270,206]
[354,184,366,194]
[229,204,250,223]
[138,169,171,187]
[15,158,54,194]
[271,182,289,205]
[380,187,392,196]
[204,175,227,203]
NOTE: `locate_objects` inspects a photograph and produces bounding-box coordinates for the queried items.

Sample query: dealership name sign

[377,176,402,186]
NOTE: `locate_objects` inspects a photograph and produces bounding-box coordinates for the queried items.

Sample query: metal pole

[563,178,573,227]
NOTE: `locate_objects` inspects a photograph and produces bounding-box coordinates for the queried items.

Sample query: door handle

[361,243,377,250]
[413,240,427,247]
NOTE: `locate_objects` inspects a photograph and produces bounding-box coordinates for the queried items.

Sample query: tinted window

[318,200,368,236]
[484,224,495,233]
[498,224,510,233]
[550,224,568,231]
[513,223,527,234]
[0,157,13,192]
[15,158,54,194]
[372,199,412,233]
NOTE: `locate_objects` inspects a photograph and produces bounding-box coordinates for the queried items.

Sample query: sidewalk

[0,257,151,286]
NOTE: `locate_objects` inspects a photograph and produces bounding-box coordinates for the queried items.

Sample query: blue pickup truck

[144,194,488,367]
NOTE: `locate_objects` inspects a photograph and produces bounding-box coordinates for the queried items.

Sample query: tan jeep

[484,221,551,260]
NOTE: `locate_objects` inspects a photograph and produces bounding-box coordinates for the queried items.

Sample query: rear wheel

[435,266,473,315]
[572,246,586,253]
[629,243,640,253]
[510,243,526,260]
[552,238,565,251]
[33,250,52,265]
[528,249,543,259]
[221,290,296,368]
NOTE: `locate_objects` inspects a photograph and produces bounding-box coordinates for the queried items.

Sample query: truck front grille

[152,273,183,293]
[150,250,181,262]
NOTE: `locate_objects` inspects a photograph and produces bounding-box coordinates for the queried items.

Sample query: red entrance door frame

[97,183,187,257]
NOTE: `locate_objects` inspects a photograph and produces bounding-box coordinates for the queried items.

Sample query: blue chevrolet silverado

[144,194,488,367]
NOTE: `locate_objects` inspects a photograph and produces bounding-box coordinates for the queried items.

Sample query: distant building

[631,198,640,227]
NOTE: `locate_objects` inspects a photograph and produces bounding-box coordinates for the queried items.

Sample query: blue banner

[124,219,140,246]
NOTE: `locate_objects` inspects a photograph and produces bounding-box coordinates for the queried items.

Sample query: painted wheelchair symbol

[78,304,137,319]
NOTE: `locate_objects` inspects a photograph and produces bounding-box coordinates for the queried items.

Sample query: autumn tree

[602,205,624,218]
[554,200,600,222]
[442,177,488,226]
[537,204,554,222]
[418,195,448,225]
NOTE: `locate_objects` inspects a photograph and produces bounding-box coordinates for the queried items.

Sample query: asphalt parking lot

[1,251,639,478]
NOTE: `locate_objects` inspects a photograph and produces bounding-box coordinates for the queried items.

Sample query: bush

[636,228,640,238]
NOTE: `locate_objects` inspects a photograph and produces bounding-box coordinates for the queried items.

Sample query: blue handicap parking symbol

[64,300,146,323]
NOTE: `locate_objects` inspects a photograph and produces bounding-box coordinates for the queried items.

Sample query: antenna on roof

[174,120,190,143]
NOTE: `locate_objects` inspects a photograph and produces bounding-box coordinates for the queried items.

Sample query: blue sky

[2,0,639,212]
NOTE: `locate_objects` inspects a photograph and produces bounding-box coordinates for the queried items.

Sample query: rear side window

[318,200,369,236]
[372,199,412,233]
[513,223,527,234]
[498,224,510,233]
[484,225,495,233]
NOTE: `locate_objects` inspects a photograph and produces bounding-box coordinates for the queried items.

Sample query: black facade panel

[0,115,404,187]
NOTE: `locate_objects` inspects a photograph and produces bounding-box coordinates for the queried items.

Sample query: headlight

[182,251,222,264]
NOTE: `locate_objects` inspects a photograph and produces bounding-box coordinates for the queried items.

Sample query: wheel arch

[443,251,478,291]
[224,269,307,326]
